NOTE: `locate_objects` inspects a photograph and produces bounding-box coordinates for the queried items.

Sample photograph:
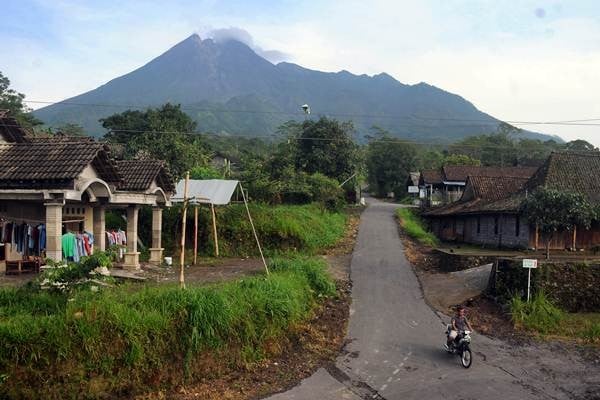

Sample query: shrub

[510,291,564,334]
[396,208,438,247]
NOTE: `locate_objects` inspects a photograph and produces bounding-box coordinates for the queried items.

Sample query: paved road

[268,200,591,400]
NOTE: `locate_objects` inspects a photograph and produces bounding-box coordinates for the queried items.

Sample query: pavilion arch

[153,187,168,206]
[79,179,113,202]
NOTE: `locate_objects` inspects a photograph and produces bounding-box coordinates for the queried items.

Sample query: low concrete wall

[432,249,495,272]
[488,259,600,312]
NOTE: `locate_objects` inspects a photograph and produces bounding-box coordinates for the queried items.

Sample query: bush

[0,258,335,398]
[32,251,115,293]
[510,291,564,334]
[396,208,438,247]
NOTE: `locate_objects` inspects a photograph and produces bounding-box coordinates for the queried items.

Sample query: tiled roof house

[0,114,174,269]
[423,151,600,250]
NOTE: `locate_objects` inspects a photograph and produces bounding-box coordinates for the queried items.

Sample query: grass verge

[165,203,347,258]
[510,291,600,343]
[396,208,438,247]
[0,257,335,399]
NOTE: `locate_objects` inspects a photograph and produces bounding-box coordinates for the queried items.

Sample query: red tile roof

[116,160,175,192]
[442,166,538,182]
[0,142,122,189]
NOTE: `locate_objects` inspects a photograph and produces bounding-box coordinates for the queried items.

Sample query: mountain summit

[34,34,557,141]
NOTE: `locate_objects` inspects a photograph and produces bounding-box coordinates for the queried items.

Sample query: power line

[0,123,571,151]
[22,99,600,126]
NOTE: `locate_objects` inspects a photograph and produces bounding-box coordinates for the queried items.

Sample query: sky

[1,0,600,144]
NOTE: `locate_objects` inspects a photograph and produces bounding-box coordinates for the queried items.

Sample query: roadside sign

[522,259,538,269]
[408,185,419,193]
[522,259,538,302]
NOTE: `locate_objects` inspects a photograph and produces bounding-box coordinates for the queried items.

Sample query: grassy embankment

[0,203,352,397]
[510,292,600,343]
[127,203,350,260]
[0,257,336,398]
[395,208,438,247]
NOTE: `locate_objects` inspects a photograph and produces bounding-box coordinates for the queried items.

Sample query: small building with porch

[0,114,174,272]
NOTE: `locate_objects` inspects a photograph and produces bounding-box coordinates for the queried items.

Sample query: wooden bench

[5,258,44,275]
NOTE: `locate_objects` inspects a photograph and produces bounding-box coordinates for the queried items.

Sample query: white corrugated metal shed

[171,179,240,205]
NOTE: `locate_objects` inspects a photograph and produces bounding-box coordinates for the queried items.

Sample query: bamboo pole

[193,205,198,265]
[211,203,219,257]
[239,183,269,275]
[573,225,577,251]
[179,172,189,289]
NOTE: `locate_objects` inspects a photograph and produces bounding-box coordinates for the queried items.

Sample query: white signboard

[522,259,538,302]
[408,185,419,194]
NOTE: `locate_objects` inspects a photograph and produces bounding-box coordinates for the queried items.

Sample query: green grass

[0,257,335,398]
[510,291,600,342]
[510,291,564,334]
[182,203,347,257]
[396,208,438,247]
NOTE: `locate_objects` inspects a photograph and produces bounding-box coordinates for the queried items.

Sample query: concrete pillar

[93,206,106,252]
[123,205,140,270]
[84,206,94,233]
[149,207,164,264]
[45,200,64,261]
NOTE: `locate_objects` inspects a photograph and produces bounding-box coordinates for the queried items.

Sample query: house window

[494,216,499,235]
[476,217,481,234]
[515,216,520,237]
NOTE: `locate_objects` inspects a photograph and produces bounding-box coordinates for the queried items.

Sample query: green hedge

[0,257,335,399]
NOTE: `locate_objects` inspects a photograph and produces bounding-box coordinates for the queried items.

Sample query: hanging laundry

[62,232,77,261]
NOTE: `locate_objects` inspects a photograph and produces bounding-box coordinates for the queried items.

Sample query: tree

[565,139,598,152]
[0,71,41,128]
[366,127,417,198]
[101,103,209,179]
[443,154,481,166]
[55,123,85,136]
[521,188,595,259]
[279,117,359,181]
[416,150,445,170]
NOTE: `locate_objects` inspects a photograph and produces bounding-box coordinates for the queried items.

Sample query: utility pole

[179,171,189,289]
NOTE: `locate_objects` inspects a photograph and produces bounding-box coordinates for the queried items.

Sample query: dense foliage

[101,103,210,179]
[0,257,335,398]
[279,117,359,181]
[366,128,417,198]
[0,71,41,128]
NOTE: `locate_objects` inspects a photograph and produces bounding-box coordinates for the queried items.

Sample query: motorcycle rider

[447,305,474,348]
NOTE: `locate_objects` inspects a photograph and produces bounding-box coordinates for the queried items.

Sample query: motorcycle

[444,325,473,368]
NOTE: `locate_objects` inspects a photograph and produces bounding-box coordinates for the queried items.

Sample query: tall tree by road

[279,117,358,182]
[101,103,209,179]
[366,127,417,198]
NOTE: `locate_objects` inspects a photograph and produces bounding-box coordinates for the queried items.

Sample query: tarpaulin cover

[171,179,239,205]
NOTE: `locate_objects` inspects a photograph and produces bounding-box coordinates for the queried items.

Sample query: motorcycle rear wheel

[461,348,472,368]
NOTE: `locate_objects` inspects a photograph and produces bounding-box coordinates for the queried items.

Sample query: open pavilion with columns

[0,113,174,271]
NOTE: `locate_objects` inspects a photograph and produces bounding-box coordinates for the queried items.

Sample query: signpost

[408,185,419,194]
[522,259,538,301]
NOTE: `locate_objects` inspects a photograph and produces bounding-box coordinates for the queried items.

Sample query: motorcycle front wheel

[460,348,472,368]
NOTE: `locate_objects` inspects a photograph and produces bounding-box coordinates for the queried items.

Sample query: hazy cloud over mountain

[207,27,290,64]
